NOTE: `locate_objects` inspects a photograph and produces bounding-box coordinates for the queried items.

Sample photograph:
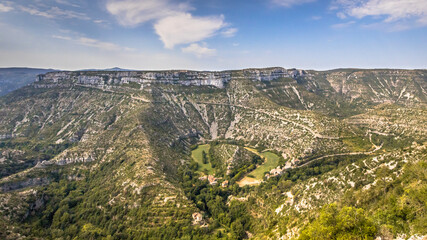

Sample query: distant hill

[77,67,136,72]
[0,68,56,96]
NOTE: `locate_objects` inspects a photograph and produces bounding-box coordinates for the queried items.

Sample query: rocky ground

[0,67,425,239]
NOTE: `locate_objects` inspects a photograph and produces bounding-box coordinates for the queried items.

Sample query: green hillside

[0,68,426,239]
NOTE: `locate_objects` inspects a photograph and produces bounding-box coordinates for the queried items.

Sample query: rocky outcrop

[55,152,94,165]
[32,68,427,107]
[241,68,305,81]
[317,69,427,104]
[22,193,48,220]
[34,67,304,89]
[0,178,50,192]
[34,151,95,168]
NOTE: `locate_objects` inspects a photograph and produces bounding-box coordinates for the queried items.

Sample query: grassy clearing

[250,151,280,179]
[191,144,214,175]
[238,148,280,186]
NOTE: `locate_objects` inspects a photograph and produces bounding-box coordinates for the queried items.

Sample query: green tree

[202,150,208,164]
[299,203,376,240]
[231,220,245,239]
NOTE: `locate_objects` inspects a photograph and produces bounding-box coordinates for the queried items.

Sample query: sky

[0,0,426,71]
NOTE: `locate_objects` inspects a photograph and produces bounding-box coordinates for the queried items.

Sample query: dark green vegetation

[299,204,377,240]
[299,160,427,240]
[0,68,426,239]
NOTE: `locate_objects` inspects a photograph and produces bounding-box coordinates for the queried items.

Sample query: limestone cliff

[35,67,304,89]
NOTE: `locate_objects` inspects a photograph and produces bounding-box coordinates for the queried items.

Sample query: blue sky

[0,0,426,70]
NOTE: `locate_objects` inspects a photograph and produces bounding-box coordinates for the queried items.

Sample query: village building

[221,180,229,188]
[270,167,283,176]
[192,212,203,225]
[208,175,218,185]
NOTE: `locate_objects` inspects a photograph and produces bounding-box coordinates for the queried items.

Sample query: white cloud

[333,0,427,28]
[106,0,191,27]
[272,0,316,8]
[19,5,90,20]
[182,43,216,58]
[19,6,54,18]
[331,20,356,29]
[52,35,72,41]
[55,0,81,8]
[53,35,134,52]
[107,0,233,49]
[221,28,238,37]
[0,3,13,12]
[93,19,107,24]
[154,13,225,49]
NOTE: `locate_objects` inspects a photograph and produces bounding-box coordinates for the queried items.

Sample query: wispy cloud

[181,43,216,57]
[272,0,316,8]
[221,28,238,37]
[332,0,427,30]
[106,0,234,49]
[54,0,81,8]
[0,2,13,12]
[52,35,135,52]
[106,0,191,27]
[19,6,54,18]
[93,19,109,25]
[331,20,356,29]
[7,2,91,21]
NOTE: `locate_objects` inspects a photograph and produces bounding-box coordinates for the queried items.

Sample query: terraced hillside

[0,68,425,239]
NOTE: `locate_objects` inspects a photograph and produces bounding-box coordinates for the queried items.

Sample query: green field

[244,148,280,179]
[191,144,214,175]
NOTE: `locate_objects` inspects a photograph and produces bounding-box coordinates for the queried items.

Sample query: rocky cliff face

[0,178,50,193]
[34,68,426,109]
[314,69,427,104]
[35,67,304,89]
